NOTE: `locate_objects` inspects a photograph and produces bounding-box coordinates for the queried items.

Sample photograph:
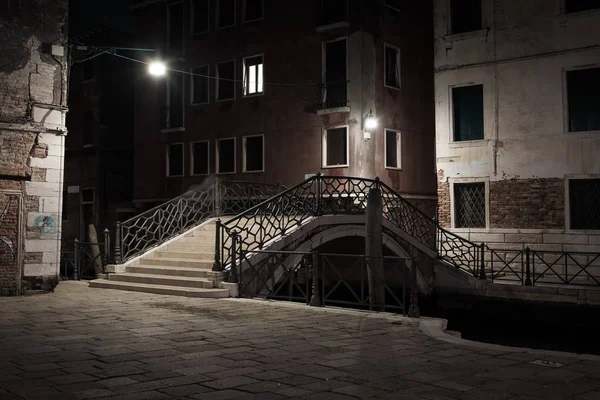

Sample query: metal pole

[73,239,79,281]
[315,173,323,216]
[212,219,222,271]
[407,257,420,318]
[309,252,322,307]
[479,242,486,280]
[228,231,238,283]
[214,176,222,217]
[525,247,532,286]
[114,221,122,264]
[103,229,110,270]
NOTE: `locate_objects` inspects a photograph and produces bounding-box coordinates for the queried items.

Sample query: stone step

[154,250,214,260]
[176,236,215,244]
[89,280,230,298]
[141,257,214,268]
[164,243,215,252]
[109,273,215,288]
[126,265,211,278]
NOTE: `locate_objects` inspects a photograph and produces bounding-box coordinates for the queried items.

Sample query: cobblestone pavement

[0,282,599,400]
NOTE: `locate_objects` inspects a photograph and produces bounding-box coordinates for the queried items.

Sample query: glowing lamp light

[148,61,166,76]
[365,116,378,130]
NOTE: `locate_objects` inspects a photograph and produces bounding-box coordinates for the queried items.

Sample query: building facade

[62,27,136,248]
[0,0,69,293]
[130,0,436,214]
[435,0,600,250]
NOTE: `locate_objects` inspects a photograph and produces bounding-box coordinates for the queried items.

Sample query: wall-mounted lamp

[148,60,167,77]
[363,109,377,140]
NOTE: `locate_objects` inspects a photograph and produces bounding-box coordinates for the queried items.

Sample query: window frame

[322,125,350,168]
[190,140,210,176]
[383,42,401,90]
[451,180,489,230]
[384,128,402,170]
[216,0,236,30]
[166,142,185,178]
[243,54,264,97]
[190,0,210,36]
[561,0,600,14]
[243,0,264,23]
[565,175,600,232]
[242,134,265,173]
[563,65,600,134]
[190,64,210,105]
[450,82,485,143]
[167,1,185,53]
[216,137,236,175]
[216,59,236,102]
[447,0,483,36]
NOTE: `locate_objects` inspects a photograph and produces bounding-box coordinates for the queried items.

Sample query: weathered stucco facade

[0,0,69,293]
[434,0,600,251]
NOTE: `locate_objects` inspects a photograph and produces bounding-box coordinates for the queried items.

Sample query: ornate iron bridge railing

[114,180,284,263]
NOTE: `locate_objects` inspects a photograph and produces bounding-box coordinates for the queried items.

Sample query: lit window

[217,138,235,174]
[454,183,486,228]
[384,44,400,89]
[216,60,235,101]
[244,55,264,96]
[191,141,209,175]
[191,65,209,104]
[569,179,600,230]
[243,135,264,172]
[322,127,348,167]
[167,143,184,177]
[567,67,600,132]
[453,84,484,141]
[385,129,401,169]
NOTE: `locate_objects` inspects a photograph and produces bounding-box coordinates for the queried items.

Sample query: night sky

[69,0,133,36]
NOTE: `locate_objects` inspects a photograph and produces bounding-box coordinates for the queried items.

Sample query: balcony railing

[317,81,349,111]
[161,106,184,130]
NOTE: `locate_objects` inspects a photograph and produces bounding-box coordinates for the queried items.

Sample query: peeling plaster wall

[0,0,69,293]
[433,0,600,249]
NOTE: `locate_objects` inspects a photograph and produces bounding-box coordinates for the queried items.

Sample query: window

[319,0,347,26]
[450,0,481,34]
[217,138,235,174]
[244,0,263,22]
[167,1,184,53]
[567,67,600,132]
[191,65,209,104]
[454,182,486,228]
[243,55,264,96]
[167,143,184,177]
[216,60,235,101]
[384,44,401,89]
[243,135,264,172]
[322,38,347,109]
[569,179,600,230]
[191,0,209,35]
[452,84,484,141]
[322,127,348,167]
[217,0,235,28]
[165,70,185,129]
[565,0,600,13]
[191,141,209,175]
[83,111,93,147]
[385,129,401,169]
[82,60,94,81]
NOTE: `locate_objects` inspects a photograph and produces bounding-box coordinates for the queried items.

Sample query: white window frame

[322,125,349,168]
[190,140,210,176]
[243,54,264,97]
[167,1,185,53]
[190,65,210,105]
[190,0,210,35]
[242,134,265,173]
[565,175,600,233]
[383,42,401,90]
[450,179,489,230]
[216,137,236,174]
[166,143,185,177]
[243,0,264,23]
[449,82,486,144]
[216,0,236,30]
[562,64,600,135]
[384,128,402,170]
[216,59,236,102]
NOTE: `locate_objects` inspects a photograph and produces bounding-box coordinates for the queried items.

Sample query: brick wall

[490,179,564,229]
[437,180,450,228]
[0,193,21,295]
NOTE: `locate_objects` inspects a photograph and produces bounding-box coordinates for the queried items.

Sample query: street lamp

[148,61,167,77]
[363,109,377,140]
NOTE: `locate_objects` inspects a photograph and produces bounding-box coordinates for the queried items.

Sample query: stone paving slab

[0,281,599,399]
